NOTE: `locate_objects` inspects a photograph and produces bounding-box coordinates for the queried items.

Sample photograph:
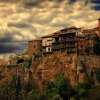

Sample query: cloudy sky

[0,0,100,54]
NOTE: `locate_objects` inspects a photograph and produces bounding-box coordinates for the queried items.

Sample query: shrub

[95,69,100,82]
[44,73,73,100]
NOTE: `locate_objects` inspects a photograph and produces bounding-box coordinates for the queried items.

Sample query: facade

[42,34,55,54]
[41,27,81,55]
[0,59,9,65]
[27,39,42,56]
[77,18,100,55]
[77,32,97,55]
[85,33,97,54]
[52,27,79,54]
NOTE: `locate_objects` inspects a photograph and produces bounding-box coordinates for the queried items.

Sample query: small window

[48,47,51,52]
[46,47,52,52]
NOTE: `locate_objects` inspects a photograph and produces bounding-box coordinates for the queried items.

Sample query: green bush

[74,83,91,100]
[95,69,100,82]
[44,73,73,100]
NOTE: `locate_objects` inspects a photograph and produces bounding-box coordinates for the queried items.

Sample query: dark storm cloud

[0,34,12,43]
[0,43,16,53]
[22,0,65,7]
[0,32,27,53]
[0,0,18,3]
[92,5,100,11]
[0,42,27,53]
[91,0,100,11]
[8,22,33,28]
[91,0,100,3]
[20,0,100,11]
[22,0,41,7]
[69,0,76,4]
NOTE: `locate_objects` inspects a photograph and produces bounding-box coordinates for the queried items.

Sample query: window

[46,47,52,52]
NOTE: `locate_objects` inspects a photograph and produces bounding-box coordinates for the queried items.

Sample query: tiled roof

[83,27,99,33]
[41,33,54,38]
[42,27,79,38]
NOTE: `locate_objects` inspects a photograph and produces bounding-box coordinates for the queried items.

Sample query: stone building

[0,59,9,65]
[78,19,100,55]
[77,33,97,55]
[27,39,42,57]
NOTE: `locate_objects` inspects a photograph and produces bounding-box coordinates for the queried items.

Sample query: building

[52,27,79,54]
[42,34,55,54]
[82,19,100,37]
[86,33,97,54]
[77,19,100,55]
[77,31,98,55]
[79,19,100,55]
[77,34,87,55]
[27,39,42,57]
[41,27,80,55]
[0,59,9,66]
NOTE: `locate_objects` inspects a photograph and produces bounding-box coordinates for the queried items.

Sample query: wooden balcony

[52,42,76,52]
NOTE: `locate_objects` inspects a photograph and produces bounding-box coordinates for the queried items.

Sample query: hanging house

[41,27,80,54]
[52,27,80,54]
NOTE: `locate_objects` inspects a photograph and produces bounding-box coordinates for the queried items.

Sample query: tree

[44,81,58,100]
[54,74,72,100]
[95,68,100,82]
[44,74,73,100]
[74,83,91,100]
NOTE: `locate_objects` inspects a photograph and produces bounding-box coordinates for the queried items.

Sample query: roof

[82,26,100,37]
[53,27,80,37]
[41,33,54,38]
[41,27,80,38]
[28,39,42,42]
[83,27,99,33]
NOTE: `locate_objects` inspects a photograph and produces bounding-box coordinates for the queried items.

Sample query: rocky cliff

[0,52,100,91]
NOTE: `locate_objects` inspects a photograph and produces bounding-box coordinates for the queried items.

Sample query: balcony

[67,48,76,54]
[52,43,61,51]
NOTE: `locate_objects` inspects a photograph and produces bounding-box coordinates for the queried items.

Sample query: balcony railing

[52,43,76,50]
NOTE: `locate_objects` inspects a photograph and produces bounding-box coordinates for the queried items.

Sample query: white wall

[42,37,54,46]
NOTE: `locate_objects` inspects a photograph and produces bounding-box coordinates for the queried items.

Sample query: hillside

[31,52,100,89]
[0,52,100,100]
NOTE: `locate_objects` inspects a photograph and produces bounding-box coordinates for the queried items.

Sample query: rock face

[0,52,100,90]
[31,52,100,89]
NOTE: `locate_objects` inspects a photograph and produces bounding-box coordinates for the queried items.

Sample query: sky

[0,0,100,54]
